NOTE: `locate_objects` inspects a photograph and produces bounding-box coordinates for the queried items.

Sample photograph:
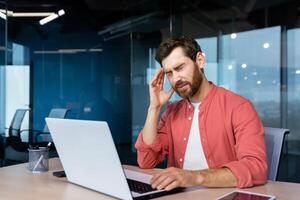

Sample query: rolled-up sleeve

[135,108,171,169]
[222,101,268,188]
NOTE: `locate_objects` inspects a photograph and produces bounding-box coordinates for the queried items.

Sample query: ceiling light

[296,70,300,74]
[12,12,54,17]
[230,33,237,39]
[34,50,60,54]
[39,9,65,25]
[58,49,87,53]
[39,13,58,25]
[58,9,65,16]
[0,9,13,16]
[228,65,233,70]
[263,42,270,49]
[0,12,6,20]
[89,48,103,52]
[257,80,261,85]
[241,63,247,69]
[0,9,55,17]
[244,76,248,80]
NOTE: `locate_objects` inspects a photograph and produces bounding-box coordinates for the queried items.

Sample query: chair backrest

[8,109,29,138]
[264,127,289,181]
[43,108,69,132]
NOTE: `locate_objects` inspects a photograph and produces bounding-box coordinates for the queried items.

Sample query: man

[135,36,268,190]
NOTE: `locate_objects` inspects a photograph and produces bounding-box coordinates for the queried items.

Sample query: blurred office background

[0,0,299,183]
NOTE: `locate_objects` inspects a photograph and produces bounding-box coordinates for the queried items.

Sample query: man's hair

[155,36,202,65]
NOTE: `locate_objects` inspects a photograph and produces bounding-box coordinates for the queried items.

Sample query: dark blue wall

[13,24,131,144]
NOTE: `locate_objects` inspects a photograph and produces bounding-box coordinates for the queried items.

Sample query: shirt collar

[185,82,217,108]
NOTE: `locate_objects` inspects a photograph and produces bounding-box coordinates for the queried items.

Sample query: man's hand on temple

[150,167,203,191]
[149,68,174,110]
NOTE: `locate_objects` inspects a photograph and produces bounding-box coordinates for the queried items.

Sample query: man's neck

[189,78,211,103]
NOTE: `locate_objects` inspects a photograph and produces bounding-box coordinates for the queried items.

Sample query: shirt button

[179,158,183,162]
[183,137,187,141]
[188,117,192,120]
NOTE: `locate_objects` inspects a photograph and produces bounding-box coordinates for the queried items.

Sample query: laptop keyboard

[127,178,157,194]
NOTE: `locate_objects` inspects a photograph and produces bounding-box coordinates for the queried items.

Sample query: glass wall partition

[2,3,133,165]
[219,27,281,127]
[0,2,6,136]
[287,28,300,182]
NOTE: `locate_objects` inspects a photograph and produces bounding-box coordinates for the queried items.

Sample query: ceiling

[4,0,300,39]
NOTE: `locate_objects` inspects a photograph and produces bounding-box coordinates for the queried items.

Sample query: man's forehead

[162,48,188,71]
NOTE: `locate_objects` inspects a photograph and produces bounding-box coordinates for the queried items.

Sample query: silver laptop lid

[46,118,132,200]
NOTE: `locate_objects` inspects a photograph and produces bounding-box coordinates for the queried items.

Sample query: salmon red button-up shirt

[135,83,268,188]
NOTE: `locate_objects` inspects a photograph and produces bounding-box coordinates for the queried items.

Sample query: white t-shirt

[183,102,209,170]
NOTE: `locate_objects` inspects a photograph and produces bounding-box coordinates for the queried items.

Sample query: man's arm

[142,68,174,145]
[151,167,237,190]
[135,69,174,168]
[222,101,268,188]
[142,107,161,145]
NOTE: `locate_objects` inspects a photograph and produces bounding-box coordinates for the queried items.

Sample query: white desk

[0,158,299,200]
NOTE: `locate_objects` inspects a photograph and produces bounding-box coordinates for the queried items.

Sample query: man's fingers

[165,180,179,191]
[151,168,179,189]
[156,176,176,190]
[151,170,171,189]
[151,69,163,87]
[157,70,165,85]
[151,174,168,189]
[151,168,170,184]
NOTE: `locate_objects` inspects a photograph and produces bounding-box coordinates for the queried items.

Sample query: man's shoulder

[215,85,251,106]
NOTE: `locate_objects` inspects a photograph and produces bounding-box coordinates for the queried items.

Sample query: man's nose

[172,71,180,83]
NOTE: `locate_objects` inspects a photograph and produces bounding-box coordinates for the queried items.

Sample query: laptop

[46,118,182,200]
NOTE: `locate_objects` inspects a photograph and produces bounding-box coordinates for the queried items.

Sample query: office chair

[264,127,290,181]
[4,109,30,164]
[32,108,69,143]
[4,108,69,164]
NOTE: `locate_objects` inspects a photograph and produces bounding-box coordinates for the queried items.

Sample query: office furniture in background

[4,109,30,164]
[264,127,290,181]
[4,108,69,165]
[34,108,69,142]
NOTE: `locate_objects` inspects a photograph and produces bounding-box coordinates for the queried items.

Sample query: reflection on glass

[287,28,300,154]
[219,26,281,127]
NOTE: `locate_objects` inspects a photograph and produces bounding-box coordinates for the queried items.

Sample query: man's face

[162,47,204,99]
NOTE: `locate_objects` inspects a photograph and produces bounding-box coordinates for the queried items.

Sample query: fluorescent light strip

[13,12,54,17]
[34,50,60,54]
[0,9,54,17]
[39,13,59,25]
[0,9,13,15]
[39,9,65,25]
[0,11,6,20]
[34,48,103,54]
[58,9,65,16]
[89,48,103,52]
[58,49,87,53]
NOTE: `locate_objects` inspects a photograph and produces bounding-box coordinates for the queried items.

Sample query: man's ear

[196,52,205,70]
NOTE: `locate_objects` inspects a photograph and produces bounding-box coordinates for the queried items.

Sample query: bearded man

[135,36,268,190]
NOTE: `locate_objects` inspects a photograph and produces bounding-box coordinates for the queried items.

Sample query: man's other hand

[150,167,203,191]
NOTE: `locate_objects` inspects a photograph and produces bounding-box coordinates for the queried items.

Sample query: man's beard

[172,64,203,99]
